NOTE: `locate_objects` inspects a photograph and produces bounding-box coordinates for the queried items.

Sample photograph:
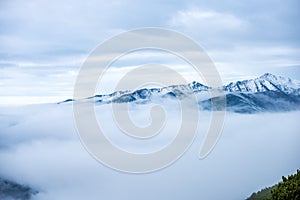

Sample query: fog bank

[0,104,299,200]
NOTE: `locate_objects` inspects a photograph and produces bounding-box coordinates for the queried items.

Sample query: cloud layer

[0,103,299,199]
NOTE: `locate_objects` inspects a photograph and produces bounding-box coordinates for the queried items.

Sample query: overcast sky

[1,0,300,104]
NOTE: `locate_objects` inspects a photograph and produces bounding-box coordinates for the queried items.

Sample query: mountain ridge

[61,73,300,113]
[224,73,300,95]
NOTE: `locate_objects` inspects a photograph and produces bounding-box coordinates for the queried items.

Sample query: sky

[1,0,300,104]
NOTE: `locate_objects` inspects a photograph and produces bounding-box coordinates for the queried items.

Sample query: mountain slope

[62,73,300,113]
[246,169,300,200]
[0,178,38,200]
[219,73,300,113]
[224,73,300,95]
[202,91,300,113]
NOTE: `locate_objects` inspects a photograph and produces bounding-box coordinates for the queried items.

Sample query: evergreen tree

[269,169,300,200]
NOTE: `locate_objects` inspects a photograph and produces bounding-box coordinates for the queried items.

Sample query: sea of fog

[0,102,299,200]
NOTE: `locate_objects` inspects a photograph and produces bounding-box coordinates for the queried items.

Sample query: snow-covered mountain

[61,73,300,113]
[224,73,300,95]
[62,81,210,104]
[220,73,300,113]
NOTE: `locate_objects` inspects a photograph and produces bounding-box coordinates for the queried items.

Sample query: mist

[0,103,299,200]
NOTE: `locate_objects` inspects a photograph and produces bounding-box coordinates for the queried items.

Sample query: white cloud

[207,45,300,83]
[0,104,299,199]
[169,8,246,33]
[1,1,300,103]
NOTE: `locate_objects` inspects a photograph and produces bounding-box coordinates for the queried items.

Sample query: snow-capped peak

[224,73,300,95]
[59,73,300,105]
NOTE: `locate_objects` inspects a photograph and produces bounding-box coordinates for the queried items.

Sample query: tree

[269,169,300,200]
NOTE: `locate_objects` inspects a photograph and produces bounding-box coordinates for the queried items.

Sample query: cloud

[0,1,300,198]
[208,46,300,83]
[170,8,246,32]
[168,7,249,49]
[0,103,299,199]
[1,0,300,104]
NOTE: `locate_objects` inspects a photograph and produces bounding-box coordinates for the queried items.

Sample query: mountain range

[61,73,300,113]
